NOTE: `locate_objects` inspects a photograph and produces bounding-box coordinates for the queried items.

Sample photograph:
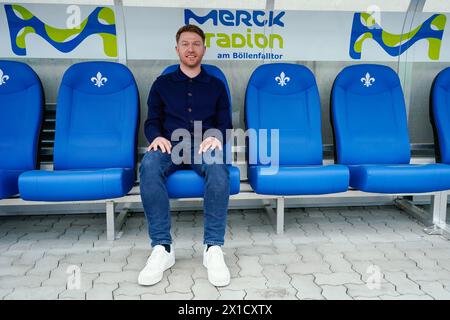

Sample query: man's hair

[176,24,205,44]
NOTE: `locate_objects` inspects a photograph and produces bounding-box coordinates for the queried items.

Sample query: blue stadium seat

[332,64,450,193]
[160,64,240,198]
[0,60,43,199]
[19,61,139,201]
[245,63,349,195]
[431,67,450,164]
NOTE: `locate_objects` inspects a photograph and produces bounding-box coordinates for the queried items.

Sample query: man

[138,25,232,287]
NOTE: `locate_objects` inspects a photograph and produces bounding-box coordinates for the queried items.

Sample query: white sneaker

[138,245,175,286]
[203,245,230,286]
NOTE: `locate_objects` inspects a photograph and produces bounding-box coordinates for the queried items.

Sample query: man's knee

[204,164,230,183]
[140,150,167,178]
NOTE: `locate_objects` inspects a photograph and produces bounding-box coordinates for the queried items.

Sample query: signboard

[0,4,448,62]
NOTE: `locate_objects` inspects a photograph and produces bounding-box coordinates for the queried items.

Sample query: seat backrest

[54,61,139,170]
[245,63,323,166]
[431,67,450,164]
[331,64,410,165]
[161,64,232,119]
[0,60,43,170]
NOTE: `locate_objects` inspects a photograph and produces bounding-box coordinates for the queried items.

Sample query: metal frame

[113,0,128,65]
[1,183,447,241]
[106,201,130,240]
[262,197,284,234]
[423,191,450,238]
[398,0,427,119]
[0,196,133,241]
[394,191,450,239]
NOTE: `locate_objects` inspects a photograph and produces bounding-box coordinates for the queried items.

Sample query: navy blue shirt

[144,66,232,144]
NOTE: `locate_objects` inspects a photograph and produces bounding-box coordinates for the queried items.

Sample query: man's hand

[148,137,172,153]
[198,137,222,154]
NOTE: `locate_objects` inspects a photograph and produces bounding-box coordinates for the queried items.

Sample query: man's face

[176,31,206,68]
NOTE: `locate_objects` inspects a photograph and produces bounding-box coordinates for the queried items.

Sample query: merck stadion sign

[184,9,286,60]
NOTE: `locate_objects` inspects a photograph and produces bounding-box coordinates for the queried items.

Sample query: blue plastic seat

[431,67,450,164]
[160,64,240,198]
[0,60,43,199]
[19,61,139,201]
[332,64,450,193]
[245,63,349,195]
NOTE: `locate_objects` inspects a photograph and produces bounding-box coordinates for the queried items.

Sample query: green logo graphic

[5,4,117,57]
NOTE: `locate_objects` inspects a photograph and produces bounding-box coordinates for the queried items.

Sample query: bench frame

[1,183,448,241]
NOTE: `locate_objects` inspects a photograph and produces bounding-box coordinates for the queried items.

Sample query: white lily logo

[275,71,290,87]
[91,72,107,88]
[0,69,10,86]
[361,72,375,87]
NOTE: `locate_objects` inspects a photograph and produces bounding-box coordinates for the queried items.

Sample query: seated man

[138,24,233,287]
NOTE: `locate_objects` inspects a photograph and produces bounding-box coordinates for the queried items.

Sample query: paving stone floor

[1,205,450,300]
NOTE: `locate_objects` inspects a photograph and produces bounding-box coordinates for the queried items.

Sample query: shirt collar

[171,65,211,83]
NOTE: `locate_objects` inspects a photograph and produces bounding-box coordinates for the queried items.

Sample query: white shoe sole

[207,276,230,287]
[138,255,175,286]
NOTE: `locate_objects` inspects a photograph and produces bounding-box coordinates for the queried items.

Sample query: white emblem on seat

[0,69,10,86]
[361,72,375,87]
[275,71,290,87]
[91,72,107,87]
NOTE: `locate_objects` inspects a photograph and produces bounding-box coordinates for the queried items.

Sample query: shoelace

[146,247,166,265]
[207,248,226,267]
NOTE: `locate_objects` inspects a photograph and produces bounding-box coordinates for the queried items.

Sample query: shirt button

[188,108,192,112]
[189,79,193,83]
[187,92,192,97]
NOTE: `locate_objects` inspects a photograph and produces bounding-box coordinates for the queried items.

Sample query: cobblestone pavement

[1,205,450,300]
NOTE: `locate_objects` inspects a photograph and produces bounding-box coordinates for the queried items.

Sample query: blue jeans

[139,143,230,247]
